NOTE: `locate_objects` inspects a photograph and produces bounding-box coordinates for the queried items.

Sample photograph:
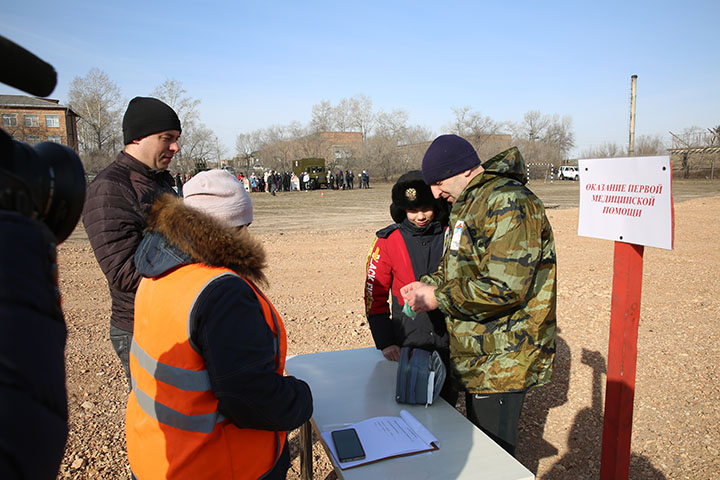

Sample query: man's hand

[382,345,401,361]
[401,281,438,314]
[400,281,423,298]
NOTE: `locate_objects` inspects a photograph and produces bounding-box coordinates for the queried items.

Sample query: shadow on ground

[518,337,667,479]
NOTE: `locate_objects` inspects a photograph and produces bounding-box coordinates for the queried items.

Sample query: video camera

[0,35,85,244]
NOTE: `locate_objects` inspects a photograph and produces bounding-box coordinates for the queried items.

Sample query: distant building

[0,94,79,151]
[318,131,364,164]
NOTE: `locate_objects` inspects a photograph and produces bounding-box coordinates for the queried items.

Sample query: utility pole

[628,75,637,156]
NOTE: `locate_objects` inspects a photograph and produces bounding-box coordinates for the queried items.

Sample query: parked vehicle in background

[558,166,579,180]
[292,157,327,189]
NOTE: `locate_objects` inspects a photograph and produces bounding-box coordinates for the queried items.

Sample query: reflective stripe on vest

[130,339,225,433]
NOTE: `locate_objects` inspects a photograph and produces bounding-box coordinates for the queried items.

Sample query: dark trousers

[465,391,526,457]
[109,325,132,388]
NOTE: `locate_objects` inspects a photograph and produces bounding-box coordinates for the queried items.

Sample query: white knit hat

[183,170,253,227]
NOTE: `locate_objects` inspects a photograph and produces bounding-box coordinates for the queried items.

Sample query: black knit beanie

[122,97,182,145]
[390,170,449,225]
[421,134,481,184]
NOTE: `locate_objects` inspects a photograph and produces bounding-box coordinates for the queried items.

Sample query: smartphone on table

[331,428,366,462]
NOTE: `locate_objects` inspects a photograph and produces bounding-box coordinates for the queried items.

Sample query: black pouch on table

[395,347,446,406]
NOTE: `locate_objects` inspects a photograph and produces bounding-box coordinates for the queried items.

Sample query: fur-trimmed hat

[183,170,253,227]
[390,170,449,225]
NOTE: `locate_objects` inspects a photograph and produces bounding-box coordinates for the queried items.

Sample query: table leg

[300,421,313,480]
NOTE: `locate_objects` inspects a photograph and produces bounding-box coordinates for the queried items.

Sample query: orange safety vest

[127,264,288,479]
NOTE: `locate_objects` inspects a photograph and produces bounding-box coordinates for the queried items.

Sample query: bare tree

[581,142,625,158]
[445,106,504,159]
[510,111,575,166]
[349,94,376,138]
[310,100,333,132]
[311,95,375,136]
[237,122,319,173]
[67,68,124,172]
[151,79,200,128]
[447,106,499,137]
[292,132,331,160]
[235,131,263,173]
[332,98,352,132]
[516,110,551,142]
[364,109,410,180]
[259,124,295,172]
[150,78,224,172]
[179,122,215,172]
[512,111,575,154]
[405,125,433,144]
[543,114,575,155]
[634,134,667,156]
[393,125,435,172]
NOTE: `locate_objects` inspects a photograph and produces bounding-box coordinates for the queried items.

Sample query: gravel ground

[55,186,720,479]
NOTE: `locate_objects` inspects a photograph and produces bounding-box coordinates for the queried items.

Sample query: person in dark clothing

[0,213,69,480]
[174,172,184,196]
[361,170,370,189]
[363,170,455,403]
[127,170,312,479]
[284,171,292,191]
[269,170,278,196]
[82,97,180,384]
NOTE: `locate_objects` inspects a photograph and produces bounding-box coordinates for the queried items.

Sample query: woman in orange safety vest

[126,170,313,479]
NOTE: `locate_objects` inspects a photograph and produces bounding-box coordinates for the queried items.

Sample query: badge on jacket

[450,220,464,251]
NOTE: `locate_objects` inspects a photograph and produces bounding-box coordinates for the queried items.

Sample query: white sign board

[577,156,673,250]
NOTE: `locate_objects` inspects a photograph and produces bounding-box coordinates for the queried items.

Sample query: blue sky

[3,1,718,157]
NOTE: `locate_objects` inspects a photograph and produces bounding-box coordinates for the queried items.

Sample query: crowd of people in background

[172,168,372,196]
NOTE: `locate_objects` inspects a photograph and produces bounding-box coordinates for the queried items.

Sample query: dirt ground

[56,179,720,479]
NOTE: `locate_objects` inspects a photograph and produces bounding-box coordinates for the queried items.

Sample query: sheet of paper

[321,413,438,469]
[400,410,438,446]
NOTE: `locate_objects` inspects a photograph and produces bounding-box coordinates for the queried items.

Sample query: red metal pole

[600,241,644,479]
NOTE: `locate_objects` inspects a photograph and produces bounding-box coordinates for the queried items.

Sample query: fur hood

[137,194,267,286]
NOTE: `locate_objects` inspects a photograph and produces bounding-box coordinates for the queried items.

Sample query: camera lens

[33,142,86,243]
[1,133,86,244]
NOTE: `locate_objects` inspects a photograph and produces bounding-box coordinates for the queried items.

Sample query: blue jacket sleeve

[190,275,313,431]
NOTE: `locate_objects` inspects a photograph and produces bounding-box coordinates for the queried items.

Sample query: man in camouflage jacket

[401,134,556,456]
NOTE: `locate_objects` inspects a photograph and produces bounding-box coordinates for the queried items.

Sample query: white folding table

[285,347,535,480]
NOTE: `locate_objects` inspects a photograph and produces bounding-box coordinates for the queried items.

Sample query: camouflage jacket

[421,147,557,394]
